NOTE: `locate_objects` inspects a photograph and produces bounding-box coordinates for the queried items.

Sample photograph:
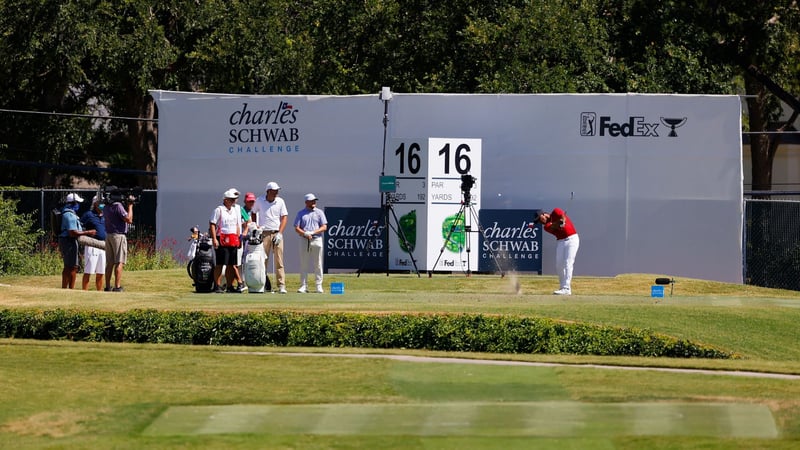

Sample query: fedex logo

[580,113,664,137]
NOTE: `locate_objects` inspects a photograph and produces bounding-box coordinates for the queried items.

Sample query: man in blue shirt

[59,193,97,289]
[80,196,107,291]
[293,193,328,293]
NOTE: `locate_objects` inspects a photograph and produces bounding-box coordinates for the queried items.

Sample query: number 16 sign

[385,137,482,272]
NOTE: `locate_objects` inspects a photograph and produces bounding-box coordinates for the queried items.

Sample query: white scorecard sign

[386,137,482,272]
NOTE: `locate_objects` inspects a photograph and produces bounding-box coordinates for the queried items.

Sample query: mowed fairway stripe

[142,402,777,438]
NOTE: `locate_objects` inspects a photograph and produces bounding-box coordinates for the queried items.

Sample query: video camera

[460,174,476,193]
[101,185,142,205]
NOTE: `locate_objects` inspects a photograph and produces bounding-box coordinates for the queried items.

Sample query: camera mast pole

[379,87,392,276]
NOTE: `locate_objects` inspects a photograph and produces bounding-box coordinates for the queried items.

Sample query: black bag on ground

[187,235,215,293]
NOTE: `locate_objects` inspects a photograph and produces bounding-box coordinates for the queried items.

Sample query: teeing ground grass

[139,353,781,440]
[143,402,777,439]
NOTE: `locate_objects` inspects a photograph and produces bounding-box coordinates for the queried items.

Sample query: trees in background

[0,0,797,189]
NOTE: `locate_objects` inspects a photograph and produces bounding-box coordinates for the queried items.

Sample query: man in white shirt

[251,181,289,293]
[210,188,244,293]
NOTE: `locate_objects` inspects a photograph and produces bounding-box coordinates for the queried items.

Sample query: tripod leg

[387,204,421,277]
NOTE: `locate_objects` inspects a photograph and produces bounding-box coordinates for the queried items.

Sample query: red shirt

[543,208,577,240]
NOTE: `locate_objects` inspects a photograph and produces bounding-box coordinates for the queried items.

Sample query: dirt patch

[0,410,89,438]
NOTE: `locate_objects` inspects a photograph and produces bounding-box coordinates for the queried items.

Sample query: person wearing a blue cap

[293,193,327,293]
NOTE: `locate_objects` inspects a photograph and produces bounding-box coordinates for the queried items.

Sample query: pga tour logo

[580,112,687,137]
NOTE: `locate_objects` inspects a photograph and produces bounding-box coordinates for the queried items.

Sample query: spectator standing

[210,188,244,293]
[293,193,327,293]
[59,193,96,289]
[104,192,134,292]
[80,196,107,291]
[251,181,289,293]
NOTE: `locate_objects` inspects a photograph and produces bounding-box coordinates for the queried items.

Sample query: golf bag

[243,226,271,293]
[187,233,215,293]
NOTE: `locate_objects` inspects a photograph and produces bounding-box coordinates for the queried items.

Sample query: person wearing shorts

[59,193,96,289]
[80,196,107,291]
[210,188,244,293]
[104,195,134,292]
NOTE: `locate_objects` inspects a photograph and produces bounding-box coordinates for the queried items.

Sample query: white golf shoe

[553,288,572,295]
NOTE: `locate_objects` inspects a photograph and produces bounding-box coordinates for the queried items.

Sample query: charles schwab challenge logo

[326,218,386,258]
[227,101,301,154]
[481,221,540,260]
[580,112,687,137]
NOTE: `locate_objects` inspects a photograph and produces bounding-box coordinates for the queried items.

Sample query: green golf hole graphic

[398,210,416,253]
[442,214,465,253]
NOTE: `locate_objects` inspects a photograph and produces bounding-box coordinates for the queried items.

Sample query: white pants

[298,237,323,288]
[556,234,580,291]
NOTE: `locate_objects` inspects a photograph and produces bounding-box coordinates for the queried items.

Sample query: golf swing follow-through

[535,191,579,295]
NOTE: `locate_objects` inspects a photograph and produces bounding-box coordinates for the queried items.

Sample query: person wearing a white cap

[80,196,106,291]
[293,193,327,293]
[210,188,244,293]
[58,193,96,289]
[250,181,289,293]
[104,189,135,292]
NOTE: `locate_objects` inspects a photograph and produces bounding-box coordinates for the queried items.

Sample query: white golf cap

[265,181,280,191]
[223,188,240,199]
[66,193,84,203]
[304,193,318,202]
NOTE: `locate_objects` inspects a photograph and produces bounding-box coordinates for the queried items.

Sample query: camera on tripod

[460,174,477,202]
[460,174,476,193]
[101,186,142,205]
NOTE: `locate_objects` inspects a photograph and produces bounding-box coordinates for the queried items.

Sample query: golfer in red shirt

[535,208,580,295]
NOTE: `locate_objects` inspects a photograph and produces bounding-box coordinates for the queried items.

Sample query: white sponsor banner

[153,91,742,283]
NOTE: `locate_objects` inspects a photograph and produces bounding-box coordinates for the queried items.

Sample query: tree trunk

[745,75,774,194]
[126,93,158,189]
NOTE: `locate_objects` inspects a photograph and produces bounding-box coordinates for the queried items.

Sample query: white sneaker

[315,286,324,293]
[297,286,307,293]
[278,287,287,294]
[553,289,572,295]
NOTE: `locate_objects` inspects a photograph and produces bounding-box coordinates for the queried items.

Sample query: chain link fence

[3,189,799,290]
[0,188,156,241]
[744,199,800,290]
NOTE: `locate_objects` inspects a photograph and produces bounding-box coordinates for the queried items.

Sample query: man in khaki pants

[251,181,288,293]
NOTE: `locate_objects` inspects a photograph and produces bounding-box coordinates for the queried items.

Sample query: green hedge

[0,309,733,358]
